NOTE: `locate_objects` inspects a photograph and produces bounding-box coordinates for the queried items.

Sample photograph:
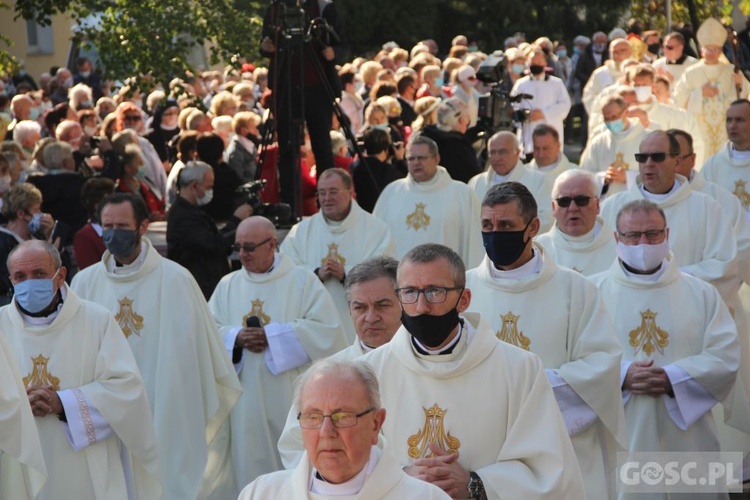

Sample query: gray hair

[552,169,599,199]
[13,120,41,146]
[330,130,347,155]
[344,256,399,301]
[436,97,468,132]
[294,359,381,410]
[615,199,667,231]
[399,243,466,287]
[488,130,521,151]
[43,141,75,171]
[8,239,62,271]
[482,181,537,223]
[178,160,213,188]
[406,134,439,157]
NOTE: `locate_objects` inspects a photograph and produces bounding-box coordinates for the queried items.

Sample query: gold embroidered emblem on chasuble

[23,354,60,390]
[629,309,669,356]
[407,404,461,459]
[406,203,431,230]
[733,179,750,208]
[496,311,531,351]
[115,297,144,338]
[321,243,346,266]
[244,299,272,326]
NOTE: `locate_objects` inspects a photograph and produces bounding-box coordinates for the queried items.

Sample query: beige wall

[1,3,74,80]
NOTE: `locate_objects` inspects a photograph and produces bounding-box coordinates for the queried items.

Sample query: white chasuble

[280,314,587,498]
[0,330,46,500]
[71,238,242,500]
[0,289,160,500]
[468,162,554,232]
[208,253,346,491]
[702,142,750,211]
[239,446,450,499]
[280,199,396,344]
[528,153,577,184]
[373,166,484,267]
[591,256,742,500]
[535,216,617,276]
[466,247,627,499]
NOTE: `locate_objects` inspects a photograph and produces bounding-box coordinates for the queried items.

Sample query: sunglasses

[124,115,142,122]
[634,152,675,163]
[555,195,593,208]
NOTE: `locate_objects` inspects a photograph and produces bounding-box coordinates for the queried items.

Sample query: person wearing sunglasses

[537,169,617,276]
[208,215,346,495]
[652,32,698,85]
[240,359,450,499]
[591,200,743,482]
[466,181,625,500]
[601,130,739,320]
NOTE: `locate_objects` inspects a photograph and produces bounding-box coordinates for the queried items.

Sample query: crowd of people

[1,6,750,500]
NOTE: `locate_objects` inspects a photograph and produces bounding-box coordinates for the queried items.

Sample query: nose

[364,306,379,323]
[637,233,650,244]
[414,292,431,314]
[320,416,338,437]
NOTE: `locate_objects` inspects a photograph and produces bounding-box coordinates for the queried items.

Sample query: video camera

[272,0,338,45]
[236,179,294,228]
[476,51,532,133]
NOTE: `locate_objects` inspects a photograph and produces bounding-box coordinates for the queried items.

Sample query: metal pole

[666,0,672,33]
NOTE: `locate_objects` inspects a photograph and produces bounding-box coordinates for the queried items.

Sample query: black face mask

[401,292,463,348]
[482,220,532,268]
[529,65,545,76]
[648,43,661,54]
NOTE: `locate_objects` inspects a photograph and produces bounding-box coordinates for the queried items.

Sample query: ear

[614,231,620,244]
[371,408,386,444]
[528,217,541,238]
[456,287,472,313]
[138,217,150,236]
[664,227,670,242]
[56,266,67,286]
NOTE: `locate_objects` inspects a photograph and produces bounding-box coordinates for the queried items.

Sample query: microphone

[233,316,261,363]
[246,316,261,328]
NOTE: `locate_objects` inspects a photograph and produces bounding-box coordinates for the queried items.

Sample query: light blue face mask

[605,118,625,134]
[512,63,526,75]
[29,107,41,121]
[372,123,389,131]
[27,212,44,234]
[13,269,60,313]
[135,165,148,181]
[434,77,444,88]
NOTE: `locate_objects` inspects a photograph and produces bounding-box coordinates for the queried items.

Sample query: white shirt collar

[310,446,380,495]
[639,180,679,202]
[106,241,148,275]
[730,143,750,160]
[619,259,668,282]
[489,248,541,279]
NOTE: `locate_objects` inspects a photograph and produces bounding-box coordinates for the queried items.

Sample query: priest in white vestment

[510,47,571,155]
[0,240,161,500]
[373,135,483,267]
[536,169,617,276]
[581,96,651,197]
[280,169,395,344]
[466,182,626,499]
[208,216,347,492]
[673,18,750,159]
[241,359,450,499]
[590,200,741,500]
[583,38,632,116]
[468,131,553,232]
[652,32,698,86]
[70,193,242,499]
[280,243,586,498]
[0,327,46,500]
[526,124,577,182]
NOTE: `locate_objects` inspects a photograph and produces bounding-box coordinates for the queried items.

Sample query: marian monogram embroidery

[321,242,346,266]
[115,297,144,338]
[612,151,629,171]
[23,354,60,390]
[733,179,750,208]
[407,404,461,459]
[406,203,431,230]
[244,299,271,326]
[496,311,531,351]
[629,309,669,356]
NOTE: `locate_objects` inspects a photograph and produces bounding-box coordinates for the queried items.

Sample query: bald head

[7,240,67,307]
[488,131,520,176]
[235,216,278,273]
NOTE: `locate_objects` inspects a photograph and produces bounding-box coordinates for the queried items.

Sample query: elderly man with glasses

[591,200,745,489]
[280,243,586,499]
[240,359,450,499]
[536,169,617,276]
[208,215,346,496]
[465,182,626,500]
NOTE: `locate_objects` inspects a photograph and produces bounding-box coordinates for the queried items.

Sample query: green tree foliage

[629,0,725,33]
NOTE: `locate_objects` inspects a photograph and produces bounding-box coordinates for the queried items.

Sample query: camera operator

[350,127,405,213]
[260,0,349,213]
[167,160,253,299]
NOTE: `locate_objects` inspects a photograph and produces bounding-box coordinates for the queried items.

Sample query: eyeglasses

[395,286,463,304]
[618,229,667,243]
[555,195,594,208]
[123,115,142,122]
[664,45,676,50]
[298,407,376,429]
[634,152,675,163]
[680,152,694,159]
[317,188,341,198]
[406,155,431,162]
[231,237,272,253]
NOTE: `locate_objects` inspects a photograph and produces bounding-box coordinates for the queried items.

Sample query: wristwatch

[467,471,487,500]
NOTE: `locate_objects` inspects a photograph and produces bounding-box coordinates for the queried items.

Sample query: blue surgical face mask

[373,123,389,131]
[102,228,140,258]
[512,63,526,75]
[135,165,148,180]
[605,118,625,134]
[556,49,567,58]
[13,269,60,313]
[29,107,41,121]
[27,212,44,234]
[574,46,583,55]
[434,77,444,88]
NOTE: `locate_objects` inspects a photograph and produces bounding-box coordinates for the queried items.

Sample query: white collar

[244,253,279,277]
[639,180,679,201]
[310,446,380,495]
[489,248,541,280]
[619,258,668,282]
[106,241,148,275]
[730,143,750,160]
[560,220,601,243]
[536,156,561,172]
